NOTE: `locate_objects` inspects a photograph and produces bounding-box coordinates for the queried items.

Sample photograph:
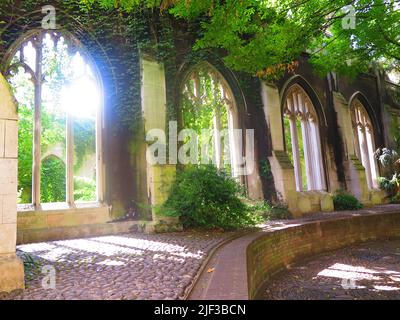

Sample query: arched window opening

[283,85,326,191]
[351,99,379,189]
[7,30,102,209]
[180,64,241,178]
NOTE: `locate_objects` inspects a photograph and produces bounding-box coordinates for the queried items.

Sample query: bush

[161,165,262,230]
[264,202,292,220]
[375,148,400,202]
[244,200,291,220]
[332,191,363,211]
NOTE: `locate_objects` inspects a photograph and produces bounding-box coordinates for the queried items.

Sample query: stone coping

[17,220,154,245]
[187,204,400,300]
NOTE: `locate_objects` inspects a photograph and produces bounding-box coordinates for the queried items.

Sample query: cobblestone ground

[0,231,232,300]
[262,240,400,300]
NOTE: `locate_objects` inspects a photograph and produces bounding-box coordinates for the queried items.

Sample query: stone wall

[247,209,400,299]
[17,206,110,244]
[0,73,24,292]
[261,57,398,216]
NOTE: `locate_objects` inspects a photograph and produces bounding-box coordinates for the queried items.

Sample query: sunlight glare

[61,70,100,119]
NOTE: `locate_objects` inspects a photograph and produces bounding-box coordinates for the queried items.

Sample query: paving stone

[262,240,400,300]
[0,231,231,300]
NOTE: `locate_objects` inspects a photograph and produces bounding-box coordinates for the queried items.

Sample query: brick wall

[247,211,400,299]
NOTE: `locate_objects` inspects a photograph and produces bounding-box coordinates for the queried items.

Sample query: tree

[81,0,400,79]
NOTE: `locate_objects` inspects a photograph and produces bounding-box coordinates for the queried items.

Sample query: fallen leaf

[207,268,215,273]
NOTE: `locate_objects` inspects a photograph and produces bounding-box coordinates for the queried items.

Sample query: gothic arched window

[180,63,243,178]
[283,85,326,191]
[6,30,103,209]
[351,99,378,189]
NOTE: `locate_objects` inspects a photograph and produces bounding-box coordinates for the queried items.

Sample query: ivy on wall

[0,0,172,134]
[1,0,269,134]
[0,0,277,207]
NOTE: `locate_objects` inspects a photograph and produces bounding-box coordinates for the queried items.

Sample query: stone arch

[175,58,248,135]
[173,55,264,199]
[176,53,249,114]
[349,96,380,189]
[280,75,327,126]
[281,83,327,192]
[176,60,256,185]
[0,73,24,292]
[1,13,117,206]
[349,91,383,147]
[5,29,105,207]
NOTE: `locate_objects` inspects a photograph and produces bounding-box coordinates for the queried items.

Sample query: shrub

[244,200,291,220]
[265,202,292,220]
[375,148,400,202]
[332,191,363,211]
[161,165,263,230]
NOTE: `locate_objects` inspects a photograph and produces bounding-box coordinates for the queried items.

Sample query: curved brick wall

[247,210,400,299]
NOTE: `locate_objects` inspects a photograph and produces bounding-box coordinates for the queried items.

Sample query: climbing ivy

[0,0,174,133]
[1,0,274,187]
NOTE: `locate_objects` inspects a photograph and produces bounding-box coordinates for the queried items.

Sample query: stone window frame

[5,29,105,211]
[180,62,245,179]
[350,98,379,190]
[283,84,326,192]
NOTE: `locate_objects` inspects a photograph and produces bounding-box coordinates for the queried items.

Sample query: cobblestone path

[0,231,231,300]
[262,240,400,300]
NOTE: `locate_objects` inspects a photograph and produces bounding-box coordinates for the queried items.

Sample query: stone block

[17,213,47,230]
[0,254,24,293]
[150,165,176,215]
[297,194,312,215]
[2,194,17,224]
[18,206,110,231]
[0,180,17,196]
[0,120,4,157]
[320,193,334,212]
[144,222,156,234]
[154,217,183,233]
[308,192,321,211]
[141,57,167,133]
[0,224,16,253]
[261,83,284,151]
[0,158,17,179]
[370,189,386,205]
[4,120,18,158]
[0,74,18,120]
[46,213,66,228]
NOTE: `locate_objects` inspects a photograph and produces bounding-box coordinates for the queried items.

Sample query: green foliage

[80,0,400,79]
[161,165,262,230]
[74,176,97,201]
[20,252,42,282]
[332,191,363,211]
[259,159,272,179]
[375,147,400,202]
[264,202,291,220]
[73,120,96,172]
[180,66,231,168]
[245,199,291,220]
[40,156,66,203]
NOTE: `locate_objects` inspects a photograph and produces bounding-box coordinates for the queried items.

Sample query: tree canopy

[79,0,400,79]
